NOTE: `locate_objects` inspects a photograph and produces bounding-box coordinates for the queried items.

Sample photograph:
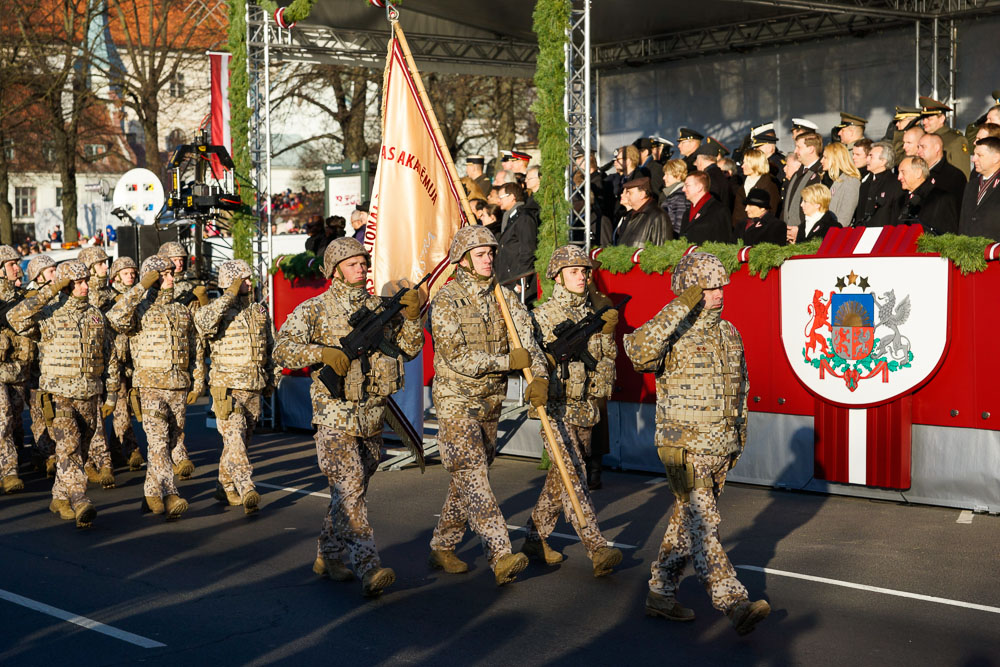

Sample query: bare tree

[0,41,33,245]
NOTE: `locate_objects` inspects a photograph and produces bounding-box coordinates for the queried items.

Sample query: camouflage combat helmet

[158,241,187,258]
[56,259,89,283]
[218,259,252,289]
[0,244,20,265]
[322,237,369,279]
[448,225,497,264]
[109,256,137,280]
[546,244,593,280]
[140,254,173,277]
[26,255,56,283]
[671,252,729,294]
[78,246,110,268]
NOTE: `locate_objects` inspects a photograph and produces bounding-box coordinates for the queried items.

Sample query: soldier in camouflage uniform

[195,259,274,515]
[273,238,423,597]
[23,255,58,477]
[107,257,144,471]
[624,252,770,636]
[107,255,205,519]
[0,245,28,494]
[8,260,119,527]
[524,245,623,577]
[426,225,545,586]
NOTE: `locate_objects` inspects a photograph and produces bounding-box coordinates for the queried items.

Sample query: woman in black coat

[738,188,787,245]
[792,183,842,243]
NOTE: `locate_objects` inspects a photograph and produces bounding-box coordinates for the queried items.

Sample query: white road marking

[645,477,666,485]
[736,565,1000,615]
[430,514,636,549]
[0,588,166,648]
[956,510,974,524]
[257,482,331,499]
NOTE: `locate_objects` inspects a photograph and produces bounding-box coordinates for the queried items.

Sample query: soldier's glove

[590,290,613,311]
[677,284,704,310]
[193,285,209,306]
[140,270,160,289]
[526,377,549,408]
[225,280,242,298]
[508,347,532,371]
[101,394,117,418]
[322,347,351,376]
[601,309,619,335]
[186,390,200,405]
[398,288,421,320]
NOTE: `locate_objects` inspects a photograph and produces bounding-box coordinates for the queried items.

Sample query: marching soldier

[194,260,274,514]
[426,226,544,586]
[273,238,423,597]
[624,252,770,636]
[8,260,119,527]
[524,245,623,577]
[107,255,205,519]
[108,257,144,471]
[24,255,58,477]
[78,247,115,312]
[158,241,207,308]
[0,245,28,494]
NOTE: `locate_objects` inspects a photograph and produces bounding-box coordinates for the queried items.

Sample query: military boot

[313,556,355,582]
[173,459,195,479]
[242,489,260,515]
[1,475,24,494]
[84,463,100,485]
[98,465,115,489]
[428,549,470,574]
[645,591,696,622]
[591,546,623,577]
[45,456,56,478]
[164,494,188,519]
[727,599,771,636]
[522,538,563,565]
[74,502,97,528]
[127,449,145,471]
[48,498,75,520]
[143,495,165,514]
[361,567,396,597]
[493,552,529,586]
[213,482,242,506]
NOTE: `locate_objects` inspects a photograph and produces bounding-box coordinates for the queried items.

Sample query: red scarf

[688,193,711,221]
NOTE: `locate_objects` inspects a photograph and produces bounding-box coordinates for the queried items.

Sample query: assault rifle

[546,294,631,372]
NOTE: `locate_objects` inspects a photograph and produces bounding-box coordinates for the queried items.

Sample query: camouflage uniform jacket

[195,292,275,392]
[0,280,33,385]
[106,285,205,392]
[624,300,748,456]
[88,275,116,313]
[429,268,546,422]
[272,279,423,437]
[110,281,133,381]
[531,283,616,428]
[8,285,119,400]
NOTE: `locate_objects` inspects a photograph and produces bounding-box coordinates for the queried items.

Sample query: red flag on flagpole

[208,52,232,180]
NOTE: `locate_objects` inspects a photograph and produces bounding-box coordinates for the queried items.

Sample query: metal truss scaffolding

[565,1,592,251]
[915,17,957,117]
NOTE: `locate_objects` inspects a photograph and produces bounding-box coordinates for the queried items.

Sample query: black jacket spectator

[494,202,539,303]
[704,163,733,213]
[732,173,781,230]
[929,157,968,216]
[740,212,787,245]
[899,180,958,234]
[795,210,842,242]
[958,172,1000,240]
[854,170,904,227]
[616,199,673,247]
[682,196,733,244]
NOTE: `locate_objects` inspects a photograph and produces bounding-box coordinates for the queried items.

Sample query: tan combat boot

[241,489,260,515]
[127,450,145,471]
[591,546,623,577]
[522,538,563,565]
[645,591,696,621]
[74,502,97,528]
[2,475,24,494]
[164,494,188,519]
[493,552,529,586]
[727,599,771,636]
[45,456,56,478]
[213,482,242,506]
[143,495,165,514]
[98,465,115,489]
[313,556,355,582]
[361,567,396,597]
[173,459,195,479]
[428,549,470,574]
[84,463,100,484]
[49,498,75,520]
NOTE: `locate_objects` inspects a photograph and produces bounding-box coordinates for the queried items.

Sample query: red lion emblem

[804,289,834,361]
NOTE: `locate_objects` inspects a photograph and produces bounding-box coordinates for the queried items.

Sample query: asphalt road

[2,401,999,666]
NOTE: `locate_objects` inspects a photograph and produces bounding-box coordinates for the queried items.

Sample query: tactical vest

[39,304,105,380]
[211,304,268,373]
[433,287,510,395]
[658,323,742,424]
[132,306,189,371]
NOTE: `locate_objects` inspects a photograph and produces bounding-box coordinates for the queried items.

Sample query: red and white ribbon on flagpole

[208,52,232,180]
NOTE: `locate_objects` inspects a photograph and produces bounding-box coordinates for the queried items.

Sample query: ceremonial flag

[208,52,232,180]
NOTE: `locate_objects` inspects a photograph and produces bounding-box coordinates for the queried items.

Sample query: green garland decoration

[745,239,821,278]
[531,0,571,300]
[916,233,992,274]
[270,251,327,282]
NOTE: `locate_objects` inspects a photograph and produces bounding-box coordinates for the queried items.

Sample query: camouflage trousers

[314,427,382,578]
[0,382,25,478]
[526,421,606,557]
[50,395,100,510]
[649,453,748,612]
[29,389,55,458]
[139,388,186,498]
[430,418,511,570]
[109,382,138,460]
[214,388,260,497]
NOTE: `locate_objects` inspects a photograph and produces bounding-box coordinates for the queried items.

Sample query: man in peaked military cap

[625,252,770,636]
[920,96,970,178]
[273,237,423,597]
[751,124,786,185]
[838,113,868,149]
[677,128,705,171]
[426,225,545,586]
[466,155,492,198]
